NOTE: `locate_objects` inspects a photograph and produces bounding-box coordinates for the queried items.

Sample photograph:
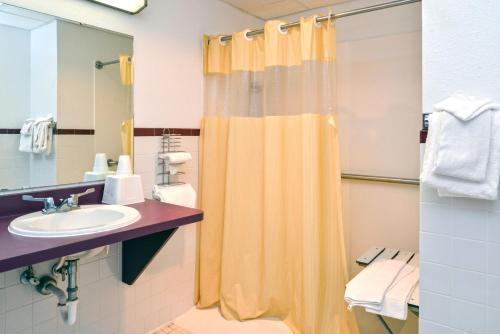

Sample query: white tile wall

[0,135,30,190]
[56,135,95,185]
[420,145,500,334]
[0,224,198,334]
[421,0,500,332]
[0,135,200,334]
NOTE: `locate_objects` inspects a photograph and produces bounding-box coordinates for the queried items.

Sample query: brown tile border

[134,128,200,137]
[0,129,95,135]
[56,129,95,135]
[0,129,21,134]
[1,127,201,137]
[420,129,427,143]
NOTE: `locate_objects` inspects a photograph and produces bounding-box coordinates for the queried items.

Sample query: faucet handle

[22,195,56,214]
[69,188,95,206]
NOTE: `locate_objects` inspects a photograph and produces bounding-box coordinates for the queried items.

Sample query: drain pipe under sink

[21,259,79,326]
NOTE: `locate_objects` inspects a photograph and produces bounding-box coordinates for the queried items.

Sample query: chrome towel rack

[341,173,419,186]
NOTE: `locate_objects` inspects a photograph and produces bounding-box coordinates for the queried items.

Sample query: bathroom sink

[8,205,141,238]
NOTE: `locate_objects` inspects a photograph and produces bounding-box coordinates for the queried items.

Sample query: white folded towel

[158,152,192,164]
[421,110,500,200]
[434,110,491,182]
[19,119,35,153]
[32,117,53,155]
[153,183,196,208]
[432,93,496,182]
[434,92,492,121]
[344,259,407,310]
[366,266,419,320]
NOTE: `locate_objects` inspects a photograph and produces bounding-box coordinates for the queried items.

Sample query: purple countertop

[0,199,203,273]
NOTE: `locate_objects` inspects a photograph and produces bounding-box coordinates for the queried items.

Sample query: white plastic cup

[116,155,133,176]
[93,153,109,173]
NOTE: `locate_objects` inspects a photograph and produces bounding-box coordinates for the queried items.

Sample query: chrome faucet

[21,195,57,214]
[22,188,95,214]
[57,188,95,212]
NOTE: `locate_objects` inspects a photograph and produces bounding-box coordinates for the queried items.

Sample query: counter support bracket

[122,227,178,285]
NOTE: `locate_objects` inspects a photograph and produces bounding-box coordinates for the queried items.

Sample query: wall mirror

[0,3,134,193]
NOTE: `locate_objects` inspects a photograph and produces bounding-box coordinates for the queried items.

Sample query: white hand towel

[20,119,35,135]
[153,183,196,208]
[432,93,498,182]
[344,259,407,310]
[366,266,419,320]
[158,152,192,164]
[421,111,500,200]
[19,119,35,153]
[434,109,491,181]
[32,117,53,155]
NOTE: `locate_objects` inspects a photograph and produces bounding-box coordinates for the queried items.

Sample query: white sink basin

[8,205,141,238]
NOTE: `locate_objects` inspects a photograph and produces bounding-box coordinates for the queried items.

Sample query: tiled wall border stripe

[0,128,201,136]
[0,129,21,134]
[56,129,95,135]
[420,130,427,143]
[0,129,95,135]
[134,128,200,136]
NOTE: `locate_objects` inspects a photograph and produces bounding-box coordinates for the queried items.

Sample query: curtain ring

[243,29,254,41]
[278,23,288,35]
[313,15,322,28]
[218,35,227,46]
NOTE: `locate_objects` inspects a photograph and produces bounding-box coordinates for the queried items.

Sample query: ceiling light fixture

[86,0,147,15]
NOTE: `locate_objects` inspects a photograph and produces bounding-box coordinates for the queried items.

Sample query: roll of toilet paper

[158,152,192,164]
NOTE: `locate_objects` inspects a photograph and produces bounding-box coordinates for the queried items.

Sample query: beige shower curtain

[196,16,358,334]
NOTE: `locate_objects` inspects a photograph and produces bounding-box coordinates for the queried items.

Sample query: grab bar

[341,173,420,186]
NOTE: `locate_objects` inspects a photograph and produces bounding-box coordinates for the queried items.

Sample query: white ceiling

[221,0,350,20]
[0,3,54,30]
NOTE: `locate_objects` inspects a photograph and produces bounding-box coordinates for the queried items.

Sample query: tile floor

[152,322,193,334]
[152,307,292,334]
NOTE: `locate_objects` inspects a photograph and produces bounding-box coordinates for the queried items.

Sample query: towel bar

[341,173,420,186]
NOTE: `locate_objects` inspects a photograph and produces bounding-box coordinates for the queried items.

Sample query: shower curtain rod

[95,56,132,70]
[219,0,421,42]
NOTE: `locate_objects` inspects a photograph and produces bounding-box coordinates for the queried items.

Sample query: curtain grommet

[313,15,322,28]
[218,35,227,46]
[278,23,288,35]
[243,29,254,41]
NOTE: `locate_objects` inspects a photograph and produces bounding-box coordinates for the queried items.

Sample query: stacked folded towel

[421,93,500,200]
[18,117,54,155]
[344,259,419,320]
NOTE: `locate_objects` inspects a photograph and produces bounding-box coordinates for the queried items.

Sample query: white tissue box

[102,174,145,205]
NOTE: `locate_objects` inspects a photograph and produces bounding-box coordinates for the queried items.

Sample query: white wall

[282,1,421,333]
[0,25,31,128]
[29,21,59,188]
[420,1,500,333]
[5,0,262,128]
[56,20,133,183]
[0,1,261,334]
[0,25,31,189]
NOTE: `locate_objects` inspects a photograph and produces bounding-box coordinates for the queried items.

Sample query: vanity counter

[0,199,203,274]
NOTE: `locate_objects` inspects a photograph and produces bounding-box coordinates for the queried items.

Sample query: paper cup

[93,153,109,173]
[116,155,133,176]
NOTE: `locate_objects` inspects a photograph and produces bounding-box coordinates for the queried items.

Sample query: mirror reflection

[0,4,133,192]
